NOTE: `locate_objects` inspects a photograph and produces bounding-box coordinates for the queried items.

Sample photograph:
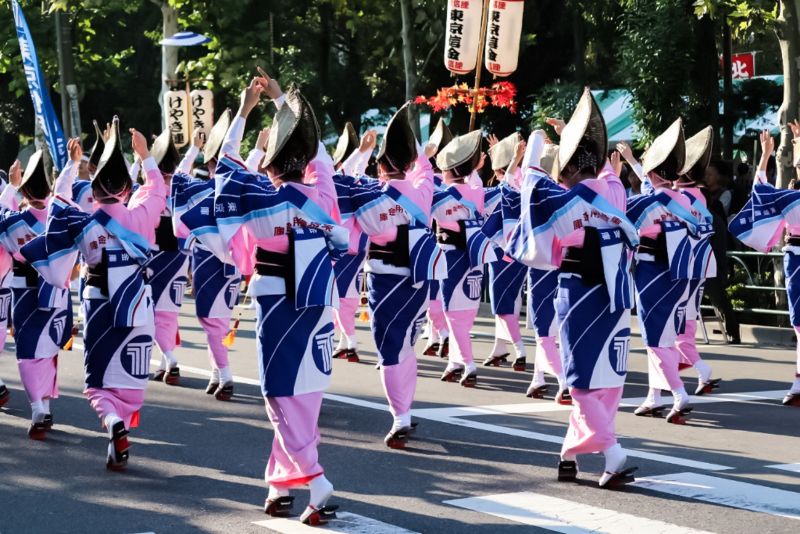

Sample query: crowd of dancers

[0,69,798,526]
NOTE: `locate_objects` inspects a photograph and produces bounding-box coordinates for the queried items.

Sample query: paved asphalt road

[1,296,800,533]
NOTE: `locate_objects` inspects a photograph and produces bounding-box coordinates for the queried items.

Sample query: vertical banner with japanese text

[164,90,190,148]
[189,89,214,141]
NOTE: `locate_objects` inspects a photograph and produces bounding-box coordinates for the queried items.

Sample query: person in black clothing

[704,159,741,344]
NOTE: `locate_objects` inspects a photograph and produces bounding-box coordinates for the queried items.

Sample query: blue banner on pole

[11,0,68,171]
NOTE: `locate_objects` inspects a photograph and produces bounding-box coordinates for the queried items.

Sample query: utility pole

[721,15,733,160]
[54,10,80,138]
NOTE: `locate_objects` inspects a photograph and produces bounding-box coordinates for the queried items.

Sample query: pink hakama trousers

[428,299,447,334]
[675,319,701,366]
[445,309,478,365]
[561,386,623,458]
[646,346,684,390]
[85,387,145,430]
[795,326,800,375]
[535,336,564,378]
[380,355,417,417]
[333,297,359,337]
[265,391,325,488]
[496,314,522,343]
[18,357,58,402]
[154,311,179,353]
[198,317,230,369]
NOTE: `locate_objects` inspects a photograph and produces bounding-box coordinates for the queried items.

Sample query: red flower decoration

[414,82,518,115]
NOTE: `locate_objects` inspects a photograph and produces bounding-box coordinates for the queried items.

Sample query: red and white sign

[485,0,525,77]
[444,0,484,75]
[721,52,755,79]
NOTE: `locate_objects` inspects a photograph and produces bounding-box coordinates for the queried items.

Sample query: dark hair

[269,127,314,182]
[736,162,749,177]
[20,180,51,201]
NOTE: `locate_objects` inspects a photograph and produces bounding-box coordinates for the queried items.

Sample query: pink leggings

[198,317,230,369]
[380,355,417,417]
[535,336,563,378]
[646,346,684,391]
[428,299,447,334]
[265,392,325,488]
[445,309,478,365]
[496,314,522,344]
[675,319,701,366]
[561,386,623,459]
[85,387,145,430]
[333,297,359,337]
[154,311,179,353]
[18,357,58,403]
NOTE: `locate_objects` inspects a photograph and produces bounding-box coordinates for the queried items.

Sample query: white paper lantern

[485,0,525,77]
[444,0,484,75]
[163,90,190,148]
[189,89,215,142]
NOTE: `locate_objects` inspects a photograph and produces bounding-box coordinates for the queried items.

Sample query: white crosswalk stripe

[445,492,715,533]
[634,472,800,520]
[254,512,420,533]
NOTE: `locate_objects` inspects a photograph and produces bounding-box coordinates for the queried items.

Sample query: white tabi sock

[268,485,290,500]
[603,443,627,474]
[0,376,5,387]
[530,370,546,389]
[392,412,412,432]
[672,386,689,410]
[428,327,440,344]
[556,373,567,391]
[694,360,712,382]
[219,366,233,384]
[30,400,45,423]
[791,377,800,395]
[513,340,527,359]
[163,350,178,369]
[439,328,449,340]
[645,388,662,407]
[104,414,123,436]
[489,338,508,357]
[210,367,220,383]
[561,452,576,462]
[464,362,477,375]
[345,334,358,350]
[334,336,346,352]
[42,398,50,413]
[308,475,334,508]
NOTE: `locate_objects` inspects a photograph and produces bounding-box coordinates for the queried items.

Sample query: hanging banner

[11,0,68,171]
[444,0,484,75]
[189,89,214,141]
[485,0,525,77]
[163,90,190,148]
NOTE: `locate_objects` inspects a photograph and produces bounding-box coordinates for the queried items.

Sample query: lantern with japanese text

[444,0,485,75]
[189,89,215,141]
[163,90,190,148]
[485,0,524,77]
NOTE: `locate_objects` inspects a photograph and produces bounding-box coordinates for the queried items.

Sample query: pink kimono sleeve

[126,157,167,234]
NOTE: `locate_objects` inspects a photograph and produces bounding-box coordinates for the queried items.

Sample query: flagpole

[468,0,491,132]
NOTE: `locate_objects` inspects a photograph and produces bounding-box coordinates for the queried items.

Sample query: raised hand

[67,137,83,162]
[256,127,271,151]
[239,77,264,117]
[790,120,800,140]
[487,134,499,148]
[193,129,206,150]
[256,67,284,100]
[545,117,566,136]
[610,150,623,176]
[130,128,150,160]
[9,160,21,188]
[359,130,377,153]
[760,129,774,158]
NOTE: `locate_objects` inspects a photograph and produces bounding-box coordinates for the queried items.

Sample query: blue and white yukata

[339,151,444,431]
[729,172,800,395]
[627,186,700,400]
[213,154,347,490]
[508,156,638,462]
[0,161,78,427]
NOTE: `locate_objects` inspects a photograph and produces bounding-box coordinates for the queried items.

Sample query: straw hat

[93,117,132,197]
[151,129,181,173]
[680,125,714,179]
[540,144,560,178]
[19,148,51,200]
[332,122,359,166]
[428,118,454,158]
[88,120,105,169]
[376,103,418,172]
[436,130,483,176]
[557,88,607,174]
[641,118,685,176]
[489,132,522,171]
[203,109,232,164]
[263,87,321,170]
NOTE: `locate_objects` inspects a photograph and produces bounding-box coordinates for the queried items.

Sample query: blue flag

[12,0,68,171]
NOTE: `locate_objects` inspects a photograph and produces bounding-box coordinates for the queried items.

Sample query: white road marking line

[444,492,715,534]
[253,512,420,533]
[151,359,733,472]
[634,472,800,520]
[767,463,800,474]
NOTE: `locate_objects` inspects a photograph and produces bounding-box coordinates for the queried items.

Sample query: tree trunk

[572,1,585,87]
[400,0,420,137]
[158,2,178,130]
[721,17,733,159]
[775,0,800,190]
